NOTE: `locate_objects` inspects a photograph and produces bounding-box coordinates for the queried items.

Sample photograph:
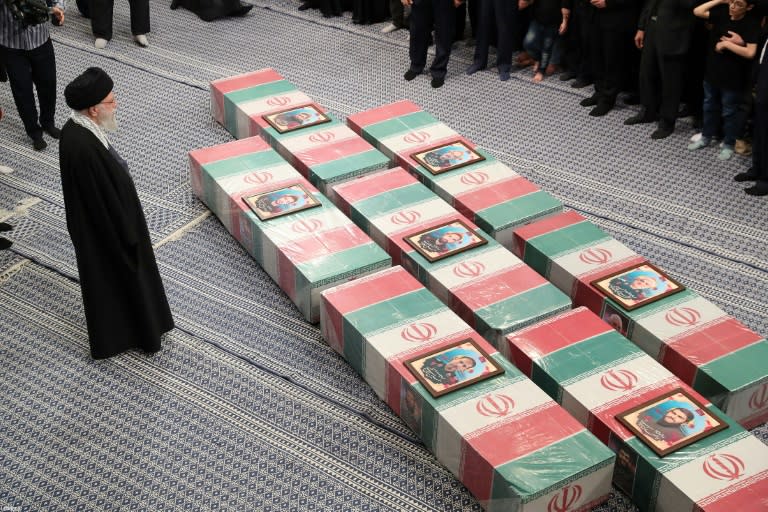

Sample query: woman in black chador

[170,0,252,22]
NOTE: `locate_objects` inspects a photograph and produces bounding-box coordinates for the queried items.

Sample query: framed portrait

[403,219,487,263]
[411,140,485,175]
[601,302,629,336]
[262,104,330,134]
[616,388,727,457]
[591,263,685,311]
[404,339,504,398]
[242,183,320,221]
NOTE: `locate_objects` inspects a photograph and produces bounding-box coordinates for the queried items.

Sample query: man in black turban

[59,67,174,359]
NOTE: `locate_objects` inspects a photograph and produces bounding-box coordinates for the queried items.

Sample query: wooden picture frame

[591,262,685,311]
[411,140,485,175]
[262,104,331,134]
[616,388,728,457]
[242,183,320,221]
[403,219,487,263]
[404,338,504,398]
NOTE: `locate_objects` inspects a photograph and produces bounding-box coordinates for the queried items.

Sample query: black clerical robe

[59,120,174,359]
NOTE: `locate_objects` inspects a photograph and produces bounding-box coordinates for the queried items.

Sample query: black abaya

[59,120,174,359]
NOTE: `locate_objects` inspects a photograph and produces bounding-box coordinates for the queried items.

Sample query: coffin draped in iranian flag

[189,136,390,323]
[505,307,768,512]
[210,69,389,198]
[346,100,562,247]
[512,210,768,428]
[320,266,615,512]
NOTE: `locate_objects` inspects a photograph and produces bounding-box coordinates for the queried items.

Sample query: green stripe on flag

[524,220,608,261]
[492,430,614,502]
[353,183,436,219]
[309,150,389,185]
[362,111,439,141]
[295,243,391,286]
[475,192,563,233]
[537,332,643,384]
[342,288,445,337]
[474,286,572,349]
[222,80,297,135]
[203,151,286,180]
[698,340,768,393]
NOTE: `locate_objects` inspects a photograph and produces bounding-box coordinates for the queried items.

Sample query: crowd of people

[298,0,768,196]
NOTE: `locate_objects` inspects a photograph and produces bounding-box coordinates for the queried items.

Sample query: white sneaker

[381,23,399,33]
[0,165,14,174]
[134,34,149,47]
[94,38,108,49]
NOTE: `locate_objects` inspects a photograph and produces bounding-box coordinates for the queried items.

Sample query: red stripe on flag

[508,308,612,358]
[188,137,270,166]
[321,267,423,315]
[454,176,541,213]
[333,168,416,206]
[513,210,586,243]
[278,225,373,264]
[346,100,421,132]
[291,137,381,170]
[695,470,768,512]
[211,69,285,94]
[454,265,550,310]
[463,404,585,467]
[665,318,763,365]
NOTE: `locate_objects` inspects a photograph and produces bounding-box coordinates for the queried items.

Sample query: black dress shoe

[232,3,252,15]
[589,103,612,117]
[0,222,12,232]
[404,69,420,81]
[33,137,47,151]
[431,76,445,88]
[734,169,758,182]
[571,78,592,88]
[650,126,673,139]
[745,181,768,196]
[622,93,640,105]
[580,95,598,107]
[170,0,180,9]
[559,70,577,81]
[0,237,12,250]
[43,125,61,139]
[297,2,311,10]
[624,113,656,125]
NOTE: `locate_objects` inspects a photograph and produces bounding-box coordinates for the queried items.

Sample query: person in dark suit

[580,0,639,116]
[624,0,697,139]
[735,31,768,195]
[403,0,464,88]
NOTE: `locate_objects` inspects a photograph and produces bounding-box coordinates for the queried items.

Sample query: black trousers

[754,99,767,181]
[591,26,633,106]
[472,0,517,71]
[2,39,56,140]
[639,22,686,127]
[91,0,150,39]
[408,0,456,79]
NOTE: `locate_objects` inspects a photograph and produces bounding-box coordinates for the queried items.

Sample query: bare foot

[533,72,544,83]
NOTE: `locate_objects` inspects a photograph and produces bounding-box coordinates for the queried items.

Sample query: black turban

[64,67,114,111]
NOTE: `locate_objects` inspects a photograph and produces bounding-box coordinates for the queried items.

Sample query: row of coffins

[512,210,768,430]
[320,267,616,512]
[198,69,768,510]
[188,136,390,322]
[331,167,572,347]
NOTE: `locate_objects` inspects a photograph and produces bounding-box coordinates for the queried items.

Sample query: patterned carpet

[0,0,766,510]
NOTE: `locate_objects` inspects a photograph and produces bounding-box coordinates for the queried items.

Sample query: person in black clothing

[689,0,759,160]
[59,68,174,359]
[580,0,640,116]
[403,0,464,88]
[466,0,518,80]
[735,32,768,195]
[0,222,12,251]
[624,0,698,139]
[169,0,252,21]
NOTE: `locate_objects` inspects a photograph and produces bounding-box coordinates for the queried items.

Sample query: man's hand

[51,6,64,25]
[401,0,412,6]
[715,40,727,53]
[591,0,606,9]
[721,30,745,47]
[559,19,568,34]
[634,30,644,49]
[453,0,463,6]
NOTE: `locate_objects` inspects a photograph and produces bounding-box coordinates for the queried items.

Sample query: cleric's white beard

[96,106,118,133]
